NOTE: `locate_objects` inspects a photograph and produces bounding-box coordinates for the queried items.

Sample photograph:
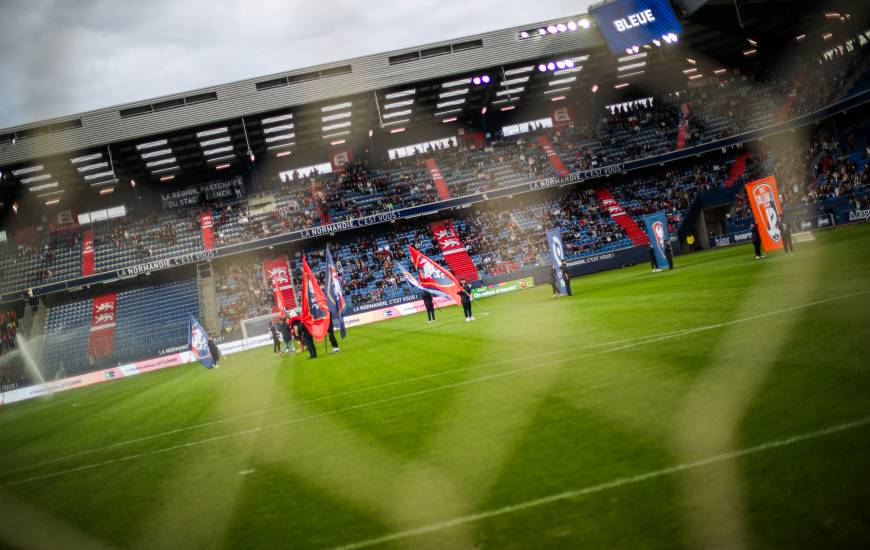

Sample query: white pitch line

[2,289,867,486]
[332,415,870,550]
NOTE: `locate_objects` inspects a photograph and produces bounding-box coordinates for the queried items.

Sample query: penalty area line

[331,415,870,550]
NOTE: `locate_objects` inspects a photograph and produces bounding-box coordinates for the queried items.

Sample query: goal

[240,310,299,350]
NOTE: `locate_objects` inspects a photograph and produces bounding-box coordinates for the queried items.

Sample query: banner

[188,316,214,368]
[263,257,295,313]
[160,176,245,210]
[794,212,835,231]
[116,250,216,279]
[471,277,534,299]
[711,230,754,248]
[301,257,331,340]
[82,229,95,276]
[841,208,870,225]
[200,210,215,251]
[325,247,347,338]
[430,221,465,255]
[642,211,670,269]
[745,176,784,252]
[546,228,567,295]
[87,293,117,359]
[425,158,451,200]
[332,150,352,173]
[408,246,463,305]
[552,106,573,127]
[537,135,569,177]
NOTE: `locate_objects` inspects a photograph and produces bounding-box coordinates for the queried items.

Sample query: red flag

[408,245,463,305]
[301,256,331,340]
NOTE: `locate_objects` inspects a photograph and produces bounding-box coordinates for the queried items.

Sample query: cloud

[0,0,592,129]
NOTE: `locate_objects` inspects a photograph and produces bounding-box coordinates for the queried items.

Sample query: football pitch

[1,225,869,549]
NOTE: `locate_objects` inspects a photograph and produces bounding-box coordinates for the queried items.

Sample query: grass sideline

[0,224,869,549]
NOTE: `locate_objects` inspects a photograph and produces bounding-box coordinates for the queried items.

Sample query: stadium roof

[0,0,865,204]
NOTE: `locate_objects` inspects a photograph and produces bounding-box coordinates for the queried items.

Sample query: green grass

[1,225,869,549]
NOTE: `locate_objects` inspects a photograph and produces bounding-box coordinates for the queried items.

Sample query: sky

[0,0,595,129]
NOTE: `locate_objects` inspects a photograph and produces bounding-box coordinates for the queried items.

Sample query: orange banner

[745,176,784,252]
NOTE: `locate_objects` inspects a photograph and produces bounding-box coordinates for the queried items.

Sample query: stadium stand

[40,279,199,379]
[1,10,868,381]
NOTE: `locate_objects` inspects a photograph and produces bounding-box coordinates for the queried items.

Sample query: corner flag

[188,316,213,369]
[301,256,331,341]
[324,247,346,339]
[407,245,462,305]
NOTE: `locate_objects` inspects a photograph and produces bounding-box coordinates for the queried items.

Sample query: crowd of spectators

[215,261,272,335]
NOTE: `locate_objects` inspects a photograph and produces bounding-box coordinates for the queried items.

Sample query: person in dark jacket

[293,318,317,358]
[459,279,474,321]
[751,222,763,259]
[270,321,281,354]
[648,245,657,272]
[207,337,222,368]
[422,291,436,322]
[665,242,674,270]
[782,221,794,253]
[561,261,572,296]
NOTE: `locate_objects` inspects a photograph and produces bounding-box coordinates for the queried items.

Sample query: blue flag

[325,247,347,339]
[396,262,451,298]
[188,316,213,369]
[546,228,568,296]
[643,211,670,270]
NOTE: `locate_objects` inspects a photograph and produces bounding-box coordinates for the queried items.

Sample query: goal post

[239,309,299,350]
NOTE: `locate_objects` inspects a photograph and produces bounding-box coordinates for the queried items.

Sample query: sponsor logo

[752,183,781,242]
[117,250,217,278]
[300,210,401,238]
[847,208,870,222]
[652,220,666,252]
[529,164,625,190]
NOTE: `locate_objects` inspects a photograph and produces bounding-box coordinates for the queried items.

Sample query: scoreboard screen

[590,0,682,54]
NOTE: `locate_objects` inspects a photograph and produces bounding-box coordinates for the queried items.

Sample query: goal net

[240,310,299,350]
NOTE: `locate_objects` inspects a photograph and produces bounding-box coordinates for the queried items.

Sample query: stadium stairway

[595,189,650,246]
[724,152,752,187]
[429,221,480,281]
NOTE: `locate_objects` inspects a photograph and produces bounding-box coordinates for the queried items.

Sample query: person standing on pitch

[549,267,559,298]
[751,222,764,259]
[561,261,572,296]
[665,241,674,270]
[648,245,657,272]
[270,321,281,354]
[782,221,794,253]
[326,318,340,354]
[459,278,474,321]
[293,317,317,359]
[207,336,222,368]
[279,318,295,354]
[423,290,436,322]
